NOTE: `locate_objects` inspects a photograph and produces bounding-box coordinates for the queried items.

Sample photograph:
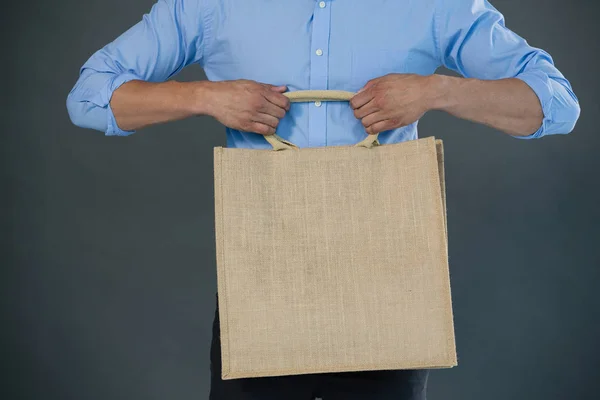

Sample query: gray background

[2,0,599,399]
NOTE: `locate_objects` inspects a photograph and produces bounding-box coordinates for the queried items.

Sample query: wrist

[188,80,218,117]
[426,74,457,112]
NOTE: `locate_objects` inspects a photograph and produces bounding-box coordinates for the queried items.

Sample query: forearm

[429,75,543,137]
[110,80,213,131]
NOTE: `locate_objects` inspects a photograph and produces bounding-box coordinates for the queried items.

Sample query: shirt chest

[202,0,440,91]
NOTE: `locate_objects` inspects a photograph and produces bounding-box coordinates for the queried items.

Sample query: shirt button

[319,1,326,8]
[314,101,322,107]
[315,49,323,56]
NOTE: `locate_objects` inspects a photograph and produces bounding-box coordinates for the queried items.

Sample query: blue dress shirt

[66,0,580,148]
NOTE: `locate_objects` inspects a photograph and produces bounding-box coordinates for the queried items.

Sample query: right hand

[205,80,291,135]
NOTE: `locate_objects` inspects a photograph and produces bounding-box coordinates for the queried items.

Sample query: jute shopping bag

[213,90,457,380]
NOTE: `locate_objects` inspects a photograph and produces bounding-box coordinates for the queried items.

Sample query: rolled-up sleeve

[435,0,580,138]
[66,0,206,136]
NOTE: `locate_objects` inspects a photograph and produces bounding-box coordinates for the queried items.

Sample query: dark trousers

[209,295,429,400]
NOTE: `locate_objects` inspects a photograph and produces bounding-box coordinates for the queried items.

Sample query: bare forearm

[429,75,543,137]
[110,80,212,131]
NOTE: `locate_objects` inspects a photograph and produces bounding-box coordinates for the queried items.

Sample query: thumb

[269,85,288,93]
[357,79,376,94]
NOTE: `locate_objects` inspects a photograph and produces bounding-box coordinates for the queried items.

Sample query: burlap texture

[214,133,456,380]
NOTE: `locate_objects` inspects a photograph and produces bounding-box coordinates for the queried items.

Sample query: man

[66,0,580,399]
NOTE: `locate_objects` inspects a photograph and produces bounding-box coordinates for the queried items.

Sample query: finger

[263,91,291,112]
[257,98,287,119]
[350,88,375,110]
[353,98,380,119]
[249,122,276,136]
[252,112,280,130]
[360,111,390,129]
[365,119,397,135]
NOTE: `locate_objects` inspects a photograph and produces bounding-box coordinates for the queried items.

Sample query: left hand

[350,73,438,135]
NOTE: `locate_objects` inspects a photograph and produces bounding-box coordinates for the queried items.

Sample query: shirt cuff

[513,69,555,140]
[104,72,142,136]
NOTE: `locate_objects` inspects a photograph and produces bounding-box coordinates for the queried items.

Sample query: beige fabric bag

[213,90,457,380]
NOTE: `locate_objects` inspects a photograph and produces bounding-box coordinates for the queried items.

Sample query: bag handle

[264,90,380,151]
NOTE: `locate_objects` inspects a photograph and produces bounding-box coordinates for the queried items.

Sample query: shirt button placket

[308,0,331,147]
